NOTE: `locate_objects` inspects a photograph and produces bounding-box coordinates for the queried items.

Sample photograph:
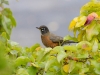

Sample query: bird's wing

[49,33,78,45]
[49,33,63,43]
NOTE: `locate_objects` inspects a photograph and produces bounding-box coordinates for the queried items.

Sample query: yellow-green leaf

[92,38,98,52]
[75,16,87,27]
[77,30,85,41]
[63,64,69,73]
[86,21,99,41]
[69,17,79,30]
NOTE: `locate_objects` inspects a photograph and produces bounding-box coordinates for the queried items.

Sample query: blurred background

[9,0,90,47]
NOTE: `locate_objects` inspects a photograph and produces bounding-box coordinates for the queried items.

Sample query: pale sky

[8,0,90,47]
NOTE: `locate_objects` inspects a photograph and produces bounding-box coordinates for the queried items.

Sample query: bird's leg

[59,41,61,46]
[60,41,64,46]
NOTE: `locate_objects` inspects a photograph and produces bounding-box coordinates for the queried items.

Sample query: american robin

[36,25,77,48]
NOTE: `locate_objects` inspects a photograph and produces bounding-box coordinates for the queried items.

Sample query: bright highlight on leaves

[75,16,87,27]
[69,17,79,30]
[69,16,87,30]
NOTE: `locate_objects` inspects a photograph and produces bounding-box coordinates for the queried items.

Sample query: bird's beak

[36,27,40,30]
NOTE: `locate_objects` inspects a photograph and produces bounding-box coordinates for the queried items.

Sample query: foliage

[0,0,16,39]
[1,0,100,75]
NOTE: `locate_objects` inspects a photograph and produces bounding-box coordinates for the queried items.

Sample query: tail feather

[61,40,78,45]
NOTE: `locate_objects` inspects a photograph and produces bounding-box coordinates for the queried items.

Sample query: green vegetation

[1,0,100,75]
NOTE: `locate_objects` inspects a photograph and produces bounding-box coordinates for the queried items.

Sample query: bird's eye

[41,29,44,31]
[41,28,45,32]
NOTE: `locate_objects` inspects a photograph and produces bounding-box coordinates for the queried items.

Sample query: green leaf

[93,0,100,2]
[64,35,78,42]
[30,43,40,51]
[35,49,45,61]
[75,62,83,70]
[2,8,16,27]
[44,56,56,71]
[77,52,89,58]
[77,30,85,41]
[0,45,6,69]
[0,34,7,43]
[57,49,67,63]
[44,48,52,55]
[69,61,76,73]
[64,45,77,52]
[35,48,52,62]
[86,21,100,41]
[1,15,12,38]
[3,0,9,5]
[75,16,87,28]
[80,1,100,16]
[16,68,29,75]
[98,43,100,49]
[76,41,92,51]
[80,68,89,74]
[27,66,37,75]
[68,17,79,30]
[8,15,16,27]
[2,8,12,15]
[91,60,97,67]
[10,50,18,55]
[53,46,62,52]
[8,40,19,46]
[91,60,100,74]
[31,63,39,68]
[95,68,100,75]
[14,56,30,67]
[92,38,98,52]
[1,32,7,39]
[0,0,9,5]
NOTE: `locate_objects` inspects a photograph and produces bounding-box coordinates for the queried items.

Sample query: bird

[36,25,77,48]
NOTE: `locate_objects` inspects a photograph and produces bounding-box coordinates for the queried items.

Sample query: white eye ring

[41,29,44,31]
[41,28,45,31]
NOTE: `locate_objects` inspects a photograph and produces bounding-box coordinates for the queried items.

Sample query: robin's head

[36,25,49,35]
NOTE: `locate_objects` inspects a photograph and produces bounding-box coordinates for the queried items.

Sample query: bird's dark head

[36,25,49,35]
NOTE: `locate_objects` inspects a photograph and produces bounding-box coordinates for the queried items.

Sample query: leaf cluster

[0,0,16,39]
[1,0,100,75]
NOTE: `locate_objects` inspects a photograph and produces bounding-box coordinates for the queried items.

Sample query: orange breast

[41,35,59,48]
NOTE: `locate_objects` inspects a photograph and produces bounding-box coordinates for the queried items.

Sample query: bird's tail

[61,40,78,45]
